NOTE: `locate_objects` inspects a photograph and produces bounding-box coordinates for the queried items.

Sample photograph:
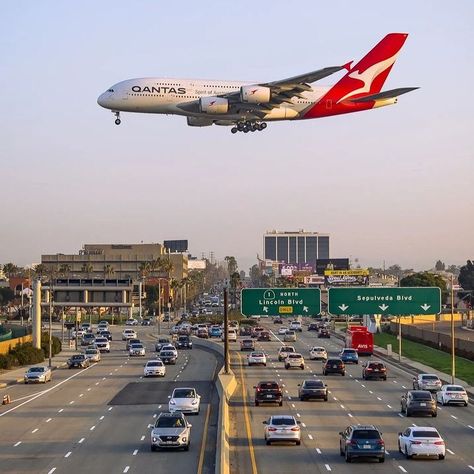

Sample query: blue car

[209,326,223,338]
[340,348,359,364]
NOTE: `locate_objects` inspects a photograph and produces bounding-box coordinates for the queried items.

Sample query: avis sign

[241,288,321,317]
[328,287,441,316]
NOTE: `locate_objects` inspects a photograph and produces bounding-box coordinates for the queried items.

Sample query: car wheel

[432,411,437,417]
[323,371,327,376]
[151,445,156,452]
[406,409,411,417]
[405,447,412,459]
[300,397,304,402]
[398,441,402,453]
[279,401,283,407]
[184,443,190,451]
[324,396,328,401]
[342,372,345,376]
[266,440,271,445]
[378,456,385,463]
[383,377,387,381]
[255,401,259,407]
[301,365,304,370]
[285,365,289,370]
[24,381,28,384]
[345,451,352,463]
[296,440,301,446]
[464,402,468,407]
[438,454,445,460]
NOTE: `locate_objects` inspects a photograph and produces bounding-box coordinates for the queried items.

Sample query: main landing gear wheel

[230,121,268,134]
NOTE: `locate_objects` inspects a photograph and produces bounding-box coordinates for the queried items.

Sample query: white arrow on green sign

[328,287,441,316]
[241,288,321,317]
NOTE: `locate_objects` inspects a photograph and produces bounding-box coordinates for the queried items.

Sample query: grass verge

[374,332,474,386]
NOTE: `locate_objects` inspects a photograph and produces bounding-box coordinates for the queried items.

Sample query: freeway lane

[229,319,474,474]
[0,326,221,474]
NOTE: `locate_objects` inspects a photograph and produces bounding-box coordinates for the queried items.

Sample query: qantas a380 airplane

[97,33,417,134]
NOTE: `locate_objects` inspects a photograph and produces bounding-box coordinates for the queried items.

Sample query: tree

[104,264,114,279]
[58,264,71,278]
[385,265,403,279]
[225,256,238,276]
[138,262,151,279]
[435,260,446,271]
[446,264,460,275]
[81,263,94,278]
[145,285,159,312]
[458,260,474,292]
[400,271,448,303]
[33,264,47,279]
[0,287,15,307]
[2,263,19,279]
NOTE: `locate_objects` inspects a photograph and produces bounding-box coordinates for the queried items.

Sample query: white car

[263,415,301,445]
[94,337,110,353]
[413,373,442,392]
[398,426,445,460]
[24,366,52,384]
[71,328,85,339]
[222,329,237,342]
[289,321,302,332]
[84,347,101,363]
[122,329,137,340]
[285,353,305,370]
[436,384,468,406]
[144,359,166,377]
[129,343,146,356]
[126,318,139,326]
[278,327,288,335]
[248,351,267,366]
[161,344,178,357]
[309,346,328,361]
[169,387,201,415]
[80,323,92,333]
[283,330,297,342]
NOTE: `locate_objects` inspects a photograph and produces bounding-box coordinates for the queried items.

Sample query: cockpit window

[107,89,114,92]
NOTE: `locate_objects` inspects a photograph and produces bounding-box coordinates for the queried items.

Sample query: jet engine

[187,117,213,127]
[240,85,271,103]
[199,97,229,114]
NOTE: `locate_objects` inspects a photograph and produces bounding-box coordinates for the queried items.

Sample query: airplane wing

[347,87,419,103]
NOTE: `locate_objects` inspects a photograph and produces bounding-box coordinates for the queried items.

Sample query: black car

[401,390,437,417]
[176,335,193,349]
[101,330,112,341]
[257,331,271,342]
[239,326,252,337]
[155,338,170,352]
[273,318,283,324]
[362,361,387,381]
[339,424,385,463]
[298,379,328,401]
[254,381,283,406]
[141,318,152,326]
[68,354,90,369]
[160,350,177,365]
[323,358,345,376]
[318,328,330,338]
[126,338,141,350]
[308,323,319,331]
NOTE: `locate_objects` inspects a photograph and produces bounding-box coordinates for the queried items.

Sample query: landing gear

[113,111,121,125]
[230,121,267,134]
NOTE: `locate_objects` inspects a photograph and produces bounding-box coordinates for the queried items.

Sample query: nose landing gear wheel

[115,119,121,125]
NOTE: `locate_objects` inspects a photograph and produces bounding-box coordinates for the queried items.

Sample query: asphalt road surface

[228,318,474,474]
[0,325,221,474]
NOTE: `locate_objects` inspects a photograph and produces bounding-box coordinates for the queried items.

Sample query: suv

[401,390,437,417]
[155,338,170,352]
[308,323,319,331]
[95,337,110,353]
[81,333,96,346]
[240,339,255,351]
[413,374,442,392]
[362,361,387,380]
[289,321,302,332]
[339,424,385,463]
[254,381,283,406]
[160,349,177,365]
[176,335,193,350]
[278,346,296,361]
[151,412,192,451]
[340,348,359,364]
[318,328,330,338]
[257,331,271,342]
[323,358,345,376]
[284,353,305,370]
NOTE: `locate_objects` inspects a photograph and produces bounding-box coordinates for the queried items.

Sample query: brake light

[366,368,373,371]
[347,440,357,446]
[268,427,277,432]
[376,440,385,447]
[291,427,300,432]
[256,388,261,392]
[434,441,445,445]
[410,441,422,445]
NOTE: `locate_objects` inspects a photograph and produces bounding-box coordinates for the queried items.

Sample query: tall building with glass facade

[263,230,329,266]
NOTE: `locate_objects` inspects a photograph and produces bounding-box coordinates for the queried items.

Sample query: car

[436,384,468,406]
[209,326,223,338]
[125,318,139,326]
[100,330,112,341]
[398,426,445,460]
[163,314,170,322]
[71,328,85,339]
[176,335,193,349]
[144,359,166,377]
[151,412,192,451]
[273,318,283,324]
[298,379,328,401]
[129,343,146,356]
[278,327,288,335]
[155,338,170,352]
[240,339,255,351]
[323,358,345,376]
[68,354,91,369]
[339,348,359,364]
[84,347,101,362]
[162,344,178,356]
[254,381,283,406]
[318,328,330,338]
[94,337,110,353]
[362,361,387,380]
[24,366,52,384]
[141,318,152,326]
[224,329,237,342]
[278,346,295,361]
[81,333,96,346]
[285,353,305,370]
[122,329,137,340]
[339,424,385,463]
[309,346,328,361]
[251,326,265,339]
[97,323,108,333]
[239,326,252,337]
[248,351,267,366]
[160,349,177,365]
[283,330,297,342]
[126,338,141,350]
[308,323,319,331]
[80,323,92,333]
[401,390,437,417]
[168,387,201,414]
[178,325,191,335]
[257,331,271,342]
[413,374,442,392]
[289,321,302,332]
[197,328,209,339]
[263,415,301,445]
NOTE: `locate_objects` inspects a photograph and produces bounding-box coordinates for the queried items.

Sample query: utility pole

[451,274,455,384]
[158,280,162,335]
[49,281,53,368]
[398,316,402,362]
[224,286,229,374]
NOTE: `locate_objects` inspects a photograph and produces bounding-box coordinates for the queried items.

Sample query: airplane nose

[97,93,108,108]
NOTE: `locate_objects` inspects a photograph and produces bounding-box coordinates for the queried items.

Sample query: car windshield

[96,338,107,343]
[252,353,264,357]
[174,389,196,398]
[161,351,174,356]
[29,367,45,373]
[281,347,294,352]
[312,348,324,351]
[353,430,381,439]
[131,344,143,349]
[286,331,295,335]
[156,417,185,428]
[327,359,341,364]
[412,392,432,400]
[147,361,163,367]
[288,354,301,359]
[304,381,324,388]
[259,383,279,390]
[413,430,440,438]
[344,349,357,354]
[72,355,84,360]
[369,363,385,369]
[446,386,464,391]
[86,350,97,354]
[422,375,439,380]
[159,339,169,343]
[271,417,295,426]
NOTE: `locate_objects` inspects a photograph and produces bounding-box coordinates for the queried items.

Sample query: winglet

[342,61,353,72]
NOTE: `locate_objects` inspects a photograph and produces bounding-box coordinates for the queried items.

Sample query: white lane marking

[340,404,345,409]
[308,434,313,440]
[114,368,118,371]
[123,467,130,473]
[133,449,138,455]
[333,397,338,401]
[95,382,100,386]
[451,415,458,420]
[468,466,474,471]
[348,413,353,418]
[302,422,306,427]
[438,406,443,410]
[69,401,74,405]
[398,466,407,473]
[65,451,72,458]
[369,390,373,394]
[31,428,39,434]
[411,423,417,427]
[139,376,143,379]
[48,469,56,474]
[78,438,85,444]
[387,404,392,409]
[176,375,180,378]
[99,416,105,421]
[58,409,64,413]
[102,377,106,380]
[296,413,301,418]
[377,397,382,401]
[385,449,390,455]
[90,425,96,431]
[447,448,455,455]
[147,424,153,428]
[14,441,22,447]
[291,403,295,408]
[349,374,352,378]
[108,407,113,411]
[325,465,331,472]
[285,390,289,394]
[327,390,332,394]
[316,448,321,454]
[46,418,52,423]
[361,384,366,388]
[87,388,91,391]
[79,394,84,398]
[288,396,292,400]
[469,425,474,430]
[158,405,162,409]
[402,385,407,389]
[398,413,404,418]
[141,435,145,441]
[120,365,123,367]
[393,380,398,384]
[153,413,157,418]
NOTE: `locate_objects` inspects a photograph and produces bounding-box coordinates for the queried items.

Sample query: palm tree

[33,264,47,279]
[81,263,94,278]
[138,262,151,279]
[225,256,238,276]
[2,262,19,279]
[104,264,115,279]
[59,264,71,278]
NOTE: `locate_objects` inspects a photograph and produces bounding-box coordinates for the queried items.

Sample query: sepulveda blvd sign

[241,288,321,317]
[328,287,441,316]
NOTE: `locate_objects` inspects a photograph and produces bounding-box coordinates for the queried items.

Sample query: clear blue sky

[1,0,473,272]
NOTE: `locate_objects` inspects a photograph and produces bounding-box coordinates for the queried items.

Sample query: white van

[289,321,302,332]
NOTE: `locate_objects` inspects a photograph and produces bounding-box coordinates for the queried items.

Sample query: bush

[41,333,62,358]
[0,353,17,370]
[9,342,44,366]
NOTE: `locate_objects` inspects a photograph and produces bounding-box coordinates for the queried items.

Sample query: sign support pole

[398,316,402,362]
[451,274,455,384]
[224,287,229,374]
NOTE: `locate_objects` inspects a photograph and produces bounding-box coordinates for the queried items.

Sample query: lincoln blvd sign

[328,287,441,316]
[241,288,321,317]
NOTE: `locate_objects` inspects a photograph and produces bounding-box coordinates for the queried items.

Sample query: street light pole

[451,274,455,384]
[158,280,162,336]
[398,316,402,362]
[224,286,229,374]
[49,282,53,368]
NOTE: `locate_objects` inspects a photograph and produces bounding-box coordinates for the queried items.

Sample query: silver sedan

[24,366,52,384]
[263,415,301,445]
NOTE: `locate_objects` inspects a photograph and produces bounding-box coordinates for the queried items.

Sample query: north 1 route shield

[241,288,321,317]
[328,287,441,316]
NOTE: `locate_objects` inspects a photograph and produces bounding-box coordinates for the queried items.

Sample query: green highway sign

[241,288,321,317]
[328,287,441,316]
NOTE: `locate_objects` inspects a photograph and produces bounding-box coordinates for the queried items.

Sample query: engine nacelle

[187,117,213,127]
[199,97,229,114]
[240,85,271,103]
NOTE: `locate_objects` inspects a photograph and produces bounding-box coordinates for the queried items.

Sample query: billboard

[316,258,349,275]
[324,269,369,287]
[164,240,188,253]
[188,259,206,270]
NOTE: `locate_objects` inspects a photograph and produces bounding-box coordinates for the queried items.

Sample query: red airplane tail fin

[327,33,409,104]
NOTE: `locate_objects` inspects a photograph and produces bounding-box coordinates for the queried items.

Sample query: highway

[0,325,221,474]
[229,318,474,474]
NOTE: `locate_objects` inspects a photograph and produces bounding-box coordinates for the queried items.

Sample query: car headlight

[152,437,157,442]
[169,400,176,405]
[192,400,198,405]
[181,437,187,442]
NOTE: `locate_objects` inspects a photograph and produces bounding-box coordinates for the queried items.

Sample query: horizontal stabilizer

[349,87,419,103]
